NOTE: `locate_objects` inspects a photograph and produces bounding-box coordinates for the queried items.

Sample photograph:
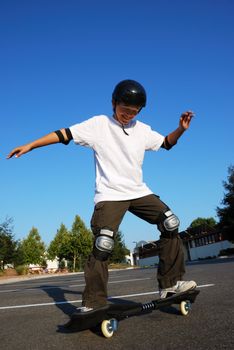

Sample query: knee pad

[158,210,180,235]
[93,229,114,261]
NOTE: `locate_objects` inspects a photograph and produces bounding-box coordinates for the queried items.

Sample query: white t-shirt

[70,115,164,204]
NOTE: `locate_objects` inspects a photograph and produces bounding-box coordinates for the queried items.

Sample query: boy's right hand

[7,144,32,159]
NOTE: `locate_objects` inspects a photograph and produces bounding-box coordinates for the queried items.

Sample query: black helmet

[112,79,147,107]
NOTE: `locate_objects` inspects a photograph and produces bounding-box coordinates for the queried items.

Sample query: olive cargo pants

[82,194,185,308]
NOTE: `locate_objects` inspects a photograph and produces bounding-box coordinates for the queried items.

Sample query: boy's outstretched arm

[7,128,72,159]
[162,110,195,149]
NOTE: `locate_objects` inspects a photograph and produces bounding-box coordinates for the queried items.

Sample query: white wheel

[101,320,114,338]
[180,301,191,316]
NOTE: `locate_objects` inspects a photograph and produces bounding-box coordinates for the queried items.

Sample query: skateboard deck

[64,289,200,338]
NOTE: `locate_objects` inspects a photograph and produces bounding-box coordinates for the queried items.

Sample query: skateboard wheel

[101,320,114,338]
[180,301,191,316]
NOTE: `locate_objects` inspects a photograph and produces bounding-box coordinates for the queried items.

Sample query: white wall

[138,255,159,267]
[189,240,232,260]
[46,259,59,270]
[125,253,134,265]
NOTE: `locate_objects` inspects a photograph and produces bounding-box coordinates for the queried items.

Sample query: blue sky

[1,0,233,251]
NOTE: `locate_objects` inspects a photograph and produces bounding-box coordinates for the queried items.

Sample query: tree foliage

[68,215,93,271]
[217,165,234,242]
[47,223,70,263]
[189,217,217,228]
[0,217,16,269]
[14,241,27,267]
[20,227,46,265]
[47,216,93,271]
[109,231,130,264]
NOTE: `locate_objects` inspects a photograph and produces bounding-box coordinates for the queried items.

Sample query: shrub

[15,265,29,275]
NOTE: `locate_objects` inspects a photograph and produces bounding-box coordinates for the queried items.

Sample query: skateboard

[64,289,200,338]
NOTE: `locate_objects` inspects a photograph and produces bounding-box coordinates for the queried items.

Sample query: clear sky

[1,0,233,251]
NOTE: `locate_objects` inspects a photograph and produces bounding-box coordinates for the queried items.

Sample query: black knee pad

[158,210,180,237]
[93,229,114,261]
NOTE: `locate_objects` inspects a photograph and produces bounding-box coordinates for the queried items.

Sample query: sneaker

[159,280,197,299]
[76,306,94,313]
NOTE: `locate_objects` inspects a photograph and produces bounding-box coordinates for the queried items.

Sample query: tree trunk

[73,254,76,272]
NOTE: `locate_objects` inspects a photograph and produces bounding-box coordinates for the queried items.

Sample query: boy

[8,79,197,311]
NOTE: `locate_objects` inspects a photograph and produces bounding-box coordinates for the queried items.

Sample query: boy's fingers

[7,151,14,159]
[187,111,195,117]
[7,148,20,159]
[181,111,195,118]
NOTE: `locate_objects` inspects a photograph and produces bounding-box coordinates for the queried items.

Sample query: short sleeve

[145,126,164,151]
[69,116,99,148]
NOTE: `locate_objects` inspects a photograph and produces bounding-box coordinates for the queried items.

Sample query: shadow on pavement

[40,284,83,316]
[40,284,83,333]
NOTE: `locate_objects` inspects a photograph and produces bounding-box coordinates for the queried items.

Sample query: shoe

[159,280,197,299]
[76,306,94,313]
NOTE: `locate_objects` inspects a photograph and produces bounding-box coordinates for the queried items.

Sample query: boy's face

[113,102,141,125]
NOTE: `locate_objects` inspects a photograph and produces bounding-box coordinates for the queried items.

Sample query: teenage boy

[8,79,197,312]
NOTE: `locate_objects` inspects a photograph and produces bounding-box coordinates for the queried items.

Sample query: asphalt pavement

[0,258,234,350]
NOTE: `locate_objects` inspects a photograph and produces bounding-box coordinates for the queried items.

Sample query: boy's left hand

[179,111,195,130]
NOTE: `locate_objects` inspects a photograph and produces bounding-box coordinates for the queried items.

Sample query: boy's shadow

[39,284,82,332]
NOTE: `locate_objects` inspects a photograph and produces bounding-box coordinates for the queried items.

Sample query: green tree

[13,240,27,267]
[189,217,217,228]
[217,165,234,242]
[109,231,130,264]
[68,215,93,271]
[21,227,46,265]
[0,217,16,269]
[47,223,70,266]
